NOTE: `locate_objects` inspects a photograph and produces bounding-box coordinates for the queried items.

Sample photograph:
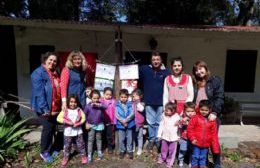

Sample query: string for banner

[98,42,115,62]
[122,40,139,64]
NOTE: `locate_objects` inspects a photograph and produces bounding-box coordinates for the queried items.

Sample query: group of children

[157,100,219,168]
[57,86,219,168]
[57,87,145,166]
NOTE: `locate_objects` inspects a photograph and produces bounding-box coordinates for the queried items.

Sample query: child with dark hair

[84,89,106,162]
[57,94,87,166]
[100,87,116,154]
[132,88,145,155]
[116,89,135,159]
[157,102,180,168]
[178,102,196,167]
[187,100,220,168]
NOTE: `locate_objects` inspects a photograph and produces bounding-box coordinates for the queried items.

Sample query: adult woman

[163,57,194,115]
[60,50,87,109]
[31,52,61,162]
[192,60,224,168]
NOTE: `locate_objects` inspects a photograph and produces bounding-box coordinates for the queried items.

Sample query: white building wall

[13,26,260,117]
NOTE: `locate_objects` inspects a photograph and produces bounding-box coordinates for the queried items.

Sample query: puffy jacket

[187,114,220,154]
[193,76,224,116]
[115,101,135,129]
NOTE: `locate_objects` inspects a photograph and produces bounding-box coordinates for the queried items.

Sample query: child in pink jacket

[100,87,116,154]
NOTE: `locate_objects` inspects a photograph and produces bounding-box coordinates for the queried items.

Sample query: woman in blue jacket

[31,52,61,162]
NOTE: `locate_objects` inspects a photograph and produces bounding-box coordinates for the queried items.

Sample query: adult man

[139,51,170,151]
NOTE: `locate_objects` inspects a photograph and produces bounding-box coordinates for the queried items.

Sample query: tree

[28,0,82,20]
[80,0,126,22]
[0,0,27,18]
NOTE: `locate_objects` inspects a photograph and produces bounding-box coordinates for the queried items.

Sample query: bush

[0,111,32,163]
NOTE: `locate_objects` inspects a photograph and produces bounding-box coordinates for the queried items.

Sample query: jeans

[145,105,163,142]
[160,140,178,166]
[88,129,102,154]
[178,138,192,163]
[191,145,208,167]
[134,127,143,150]
[118,129,133,153]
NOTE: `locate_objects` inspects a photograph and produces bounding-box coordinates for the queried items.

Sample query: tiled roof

[1,16,260,32]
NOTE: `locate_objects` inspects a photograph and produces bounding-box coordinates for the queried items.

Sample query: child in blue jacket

[116,89,135,159]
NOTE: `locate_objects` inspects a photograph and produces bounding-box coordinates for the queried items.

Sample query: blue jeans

[118,129,133,153]
[191,146,208,167]
[134,127,143,150]
[178,138,192,163]
[145,105,163,142]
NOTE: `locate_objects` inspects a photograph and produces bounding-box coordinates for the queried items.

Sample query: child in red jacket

[187,100,220,168]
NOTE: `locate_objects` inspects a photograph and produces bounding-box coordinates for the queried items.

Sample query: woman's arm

[186,75,194,102]
[60,67,70,109]
[163,77,169,107]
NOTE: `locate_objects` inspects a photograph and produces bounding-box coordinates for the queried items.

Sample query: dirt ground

[4,148,259,168]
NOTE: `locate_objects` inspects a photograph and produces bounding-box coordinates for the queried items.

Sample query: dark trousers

[38,116,63,153]
[105,124,115,151]
[212,118,221,168]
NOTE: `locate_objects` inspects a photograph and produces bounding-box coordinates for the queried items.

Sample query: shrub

[0,112,32,163]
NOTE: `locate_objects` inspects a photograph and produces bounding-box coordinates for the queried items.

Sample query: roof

[1,15,260,33]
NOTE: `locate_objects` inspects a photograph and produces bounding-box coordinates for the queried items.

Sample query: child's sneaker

[40,152,53,163]
[128,152,134,159]
[81,156,88,164]
[119,152,125,159]
[166,163,172,168]
[52,150,59,158]
[61,158,69,167]
[137,148,142,156]
[97,151,103,160]
[179,160,184,167]
[157,157,164,164]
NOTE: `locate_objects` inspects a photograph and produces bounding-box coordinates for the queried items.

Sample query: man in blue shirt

[139,51,170,152]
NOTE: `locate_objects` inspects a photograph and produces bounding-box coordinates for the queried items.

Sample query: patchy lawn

[2,143,260,168]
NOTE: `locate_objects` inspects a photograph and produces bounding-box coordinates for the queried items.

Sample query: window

[224,50,257,92]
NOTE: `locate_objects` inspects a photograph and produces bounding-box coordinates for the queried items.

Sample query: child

[84,89,106,162]
[187,100,220,168]
[100,87,116,154]
[86,86,93,104]
[178,102,196,167]
[157,102,180,168]
[57,94,87,166]
[132,88,145,156]
[115,89,135,159]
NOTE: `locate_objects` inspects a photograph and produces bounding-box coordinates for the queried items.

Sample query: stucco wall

[13,26,260,117]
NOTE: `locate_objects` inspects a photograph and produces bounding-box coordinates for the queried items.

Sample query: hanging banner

[119,64,139,80]
[95,63,116,80]
[94,63,116,95]
[121,79,138,94]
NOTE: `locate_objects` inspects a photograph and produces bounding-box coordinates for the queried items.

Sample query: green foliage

[0,112,32,163]
[227,151,241,162]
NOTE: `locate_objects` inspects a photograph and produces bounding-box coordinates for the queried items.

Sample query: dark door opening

[0,25,18,97]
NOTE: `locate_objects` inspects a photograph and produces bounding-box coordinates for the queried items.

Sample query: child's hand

[123,123,128,127]
[192,139,197,145]
[174,120,180,126]
[85,123,92,130]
